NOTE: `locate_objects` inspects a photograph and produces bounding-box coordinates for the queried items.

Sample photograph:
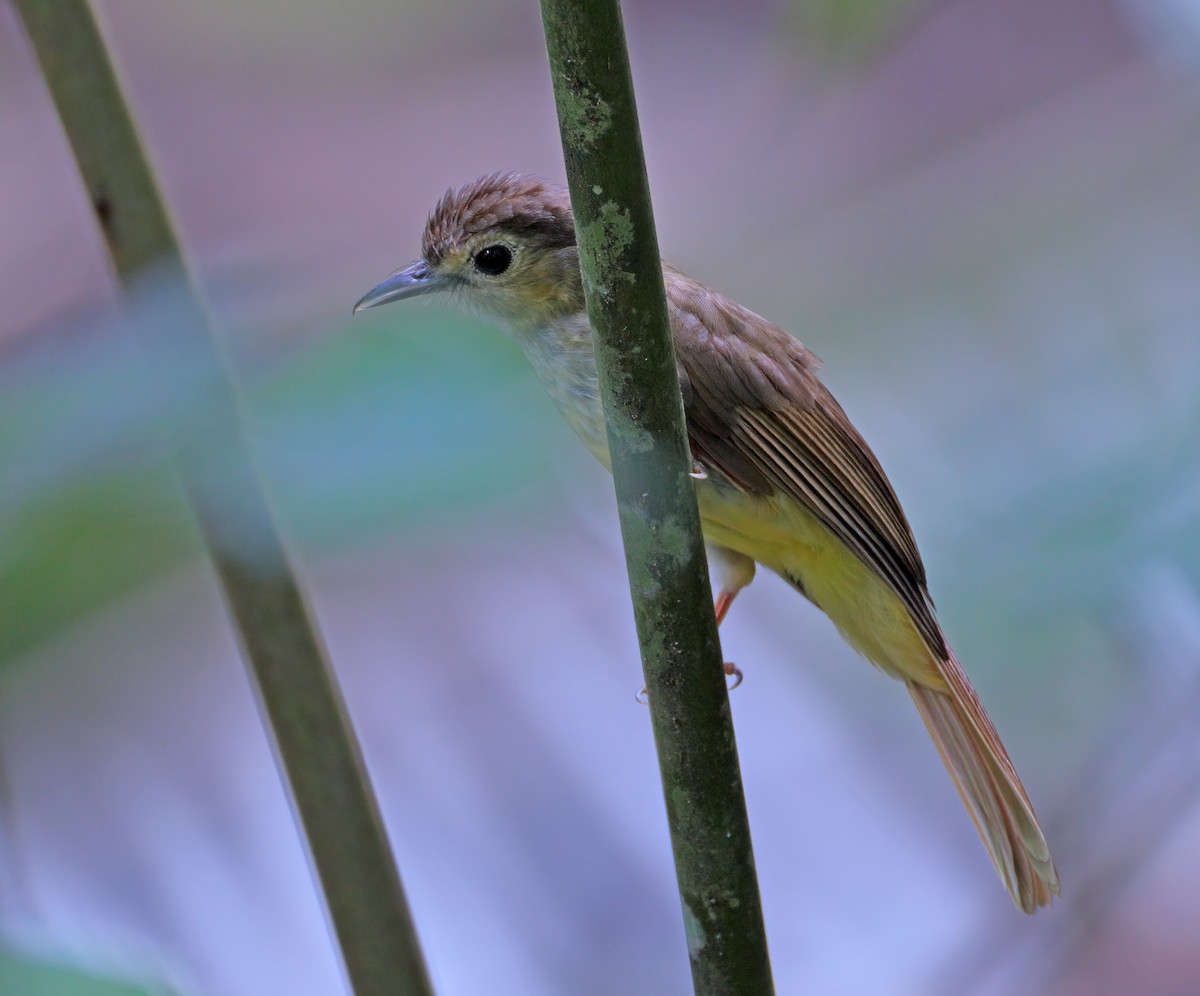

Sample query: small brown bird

[355,172,1060,912]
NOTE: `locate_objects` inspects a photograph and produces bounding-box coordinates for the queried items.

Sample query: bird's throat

[513,312,611,468]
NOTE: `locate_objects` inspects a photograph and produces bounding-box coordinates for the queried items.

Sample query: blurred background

[3,0,1200,992]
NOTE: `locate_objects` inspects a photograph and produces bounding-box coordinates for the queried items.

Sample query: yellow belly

[520,333,945,690]
[695,481,946,690]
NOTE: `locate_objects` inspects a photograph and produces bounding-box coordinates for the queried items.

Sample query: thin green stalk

[538,2,775,993]
[13,4,433,993]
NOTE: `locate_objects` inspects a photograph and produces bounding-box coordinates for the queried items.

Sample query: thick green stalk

[13,4,433,994]
[538,2,775,993]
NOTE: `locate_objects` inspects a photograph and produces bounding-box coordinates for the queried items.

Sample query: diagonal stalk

[12,4,434,993]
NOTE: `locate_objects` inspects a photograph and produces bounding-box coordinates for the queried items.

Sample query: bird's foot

[636,663,743,703]
[724,661,743,691]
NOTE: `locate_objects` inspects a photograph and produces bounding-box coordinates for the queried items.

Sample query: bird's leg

[636,545,756,702]
[712,593,745,689]
[709,546,755,689]
[709,545,756,626]
[714,589,738,626]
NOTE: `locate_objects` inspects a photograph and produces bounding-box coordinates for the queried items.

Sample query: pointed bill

[353,261,441,314]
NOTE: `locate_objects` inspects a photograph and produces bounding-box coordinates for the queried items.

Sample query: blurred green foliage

[787,0,932,67]
[0,305,565,665]
[0,950,171,996]
[0,463,193,664]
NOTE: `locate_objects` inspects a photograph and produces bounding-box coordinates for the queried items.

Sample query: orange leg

[709,545,755,628]
[714,589,737,626]
[713,587,744,689]
[635,590,744,703]
[638,552,753,703]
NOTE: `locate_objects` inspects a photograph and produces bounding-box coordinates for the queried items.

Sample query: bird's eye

[473,245,512,276]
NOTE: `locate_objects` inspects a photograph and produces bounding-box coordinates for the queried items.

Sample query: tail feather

[907,655,1059,913]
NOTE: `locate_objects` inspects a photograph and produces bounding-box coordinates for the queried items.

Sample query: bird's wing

[668,274,946,660]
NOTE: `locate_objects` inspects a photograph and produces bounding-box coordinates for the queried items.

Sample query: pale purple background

[3,0,1200,993]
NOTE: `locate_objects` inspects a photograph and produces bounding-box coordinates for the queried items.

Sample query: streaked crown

[415,173,585,328]
[353,173,585,328]
[422,172,576,265]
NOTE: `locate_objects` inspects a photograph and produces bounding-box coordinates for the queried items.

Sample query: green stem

[13,4,433,993]
[538,2,775,993]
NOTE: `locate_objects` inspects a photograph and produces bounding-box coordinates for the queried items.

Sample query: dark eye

[473,245,512,276]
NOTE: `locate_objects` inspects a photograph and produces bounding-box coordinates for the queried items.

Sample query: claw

[724,662,743,691]
[637,663,742,703]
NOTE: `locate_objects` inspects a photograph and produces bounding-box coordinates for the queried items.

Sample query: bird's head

[353,172,585,331]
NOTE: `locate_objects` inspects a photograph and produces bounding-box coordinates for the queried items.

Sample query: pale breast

[516,314,612,467]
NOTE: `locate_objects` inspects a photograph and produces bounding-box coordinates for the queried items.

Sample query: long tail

[907,655,1060,913]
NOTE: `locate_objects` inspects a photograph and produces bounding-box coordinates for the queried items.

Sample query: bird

[353,171,1060,913]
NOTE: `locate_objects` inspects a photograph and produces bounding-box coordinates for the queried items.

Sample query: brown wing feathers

[667,273,1059,912]
[669,278,944,658]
